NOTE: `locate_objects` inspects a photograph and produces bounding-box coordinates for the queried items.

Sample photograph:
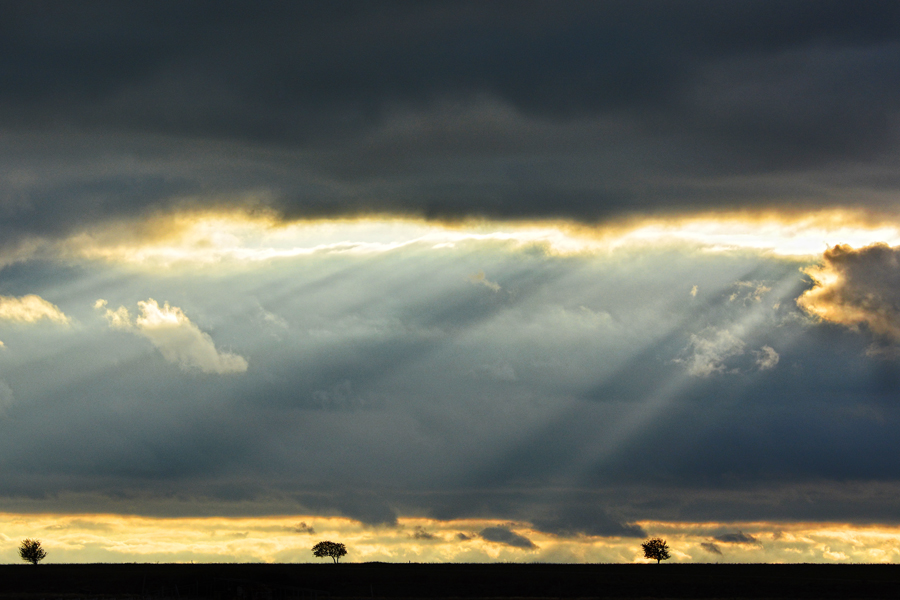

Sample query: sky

[1,0,900,563]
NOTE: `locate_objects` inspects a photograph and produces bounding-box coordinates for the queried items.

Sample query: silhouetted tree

[642,537,670,564]
[312,540,347,563]
[19,539,47,565]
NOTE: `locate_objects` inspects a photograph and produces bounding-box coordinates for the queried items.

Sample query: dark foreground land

[1,563,899,599]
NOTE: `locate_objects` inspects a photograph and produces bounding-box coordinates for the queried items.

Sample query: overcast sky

[2,1,900,563]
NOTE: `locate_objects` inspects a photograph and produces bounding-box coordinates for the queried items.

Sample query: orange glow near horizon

[1,513,898,564]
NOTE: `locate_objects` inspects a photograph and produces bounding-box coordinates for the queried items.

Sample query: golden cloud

[798,243,900,341]
[0,294,69,325]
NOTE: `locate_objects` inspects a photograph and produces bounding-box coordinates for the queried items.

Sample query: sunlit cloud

[0,295,69,325]
[4,207,898,270]
[95,298,248,374]
[798,243,900,346]
[676,328,747,377]
[95,299,131,330]
[753,345,780,370]
[587,210,900,257]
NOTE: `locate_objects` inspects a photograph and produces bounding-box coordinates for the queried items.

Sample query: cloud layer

[1,2,900,249]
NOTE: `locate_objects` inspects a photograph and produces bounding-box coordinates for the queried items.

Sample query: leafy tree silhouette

[19,539,47,565]
[642,537,671,564]
[312,540,347,563]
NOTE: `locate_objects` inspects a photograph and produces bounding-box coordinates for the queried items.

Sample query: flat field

[1,563,898,599]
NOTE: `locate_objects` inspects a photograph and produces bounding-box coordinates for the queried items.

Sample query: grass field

[1,563,899,599]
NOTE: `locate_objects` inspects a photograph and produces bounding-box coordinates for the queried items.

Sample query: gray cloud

[530,506,645,538]
[301,493,399,528]
[293,522,315,535]
[701,542,723,555]
[754,345,780,370]
[410,526,435,540]
[479,526,536,549]
[714,531,759,544]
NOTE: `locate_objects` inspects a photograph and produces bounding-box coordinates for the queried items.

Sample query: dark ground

[0,563,898,599]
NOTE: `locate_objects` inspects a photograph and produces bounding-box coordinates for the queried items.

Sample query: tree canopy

[312,540,347,563]
[19,539,47,565]
[641,537,671,564]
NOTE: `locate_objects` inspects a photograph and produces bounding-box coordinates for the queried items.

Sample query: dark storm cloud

[2,1,900,239]
[479,526,536,549]
[5,1,898,136]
